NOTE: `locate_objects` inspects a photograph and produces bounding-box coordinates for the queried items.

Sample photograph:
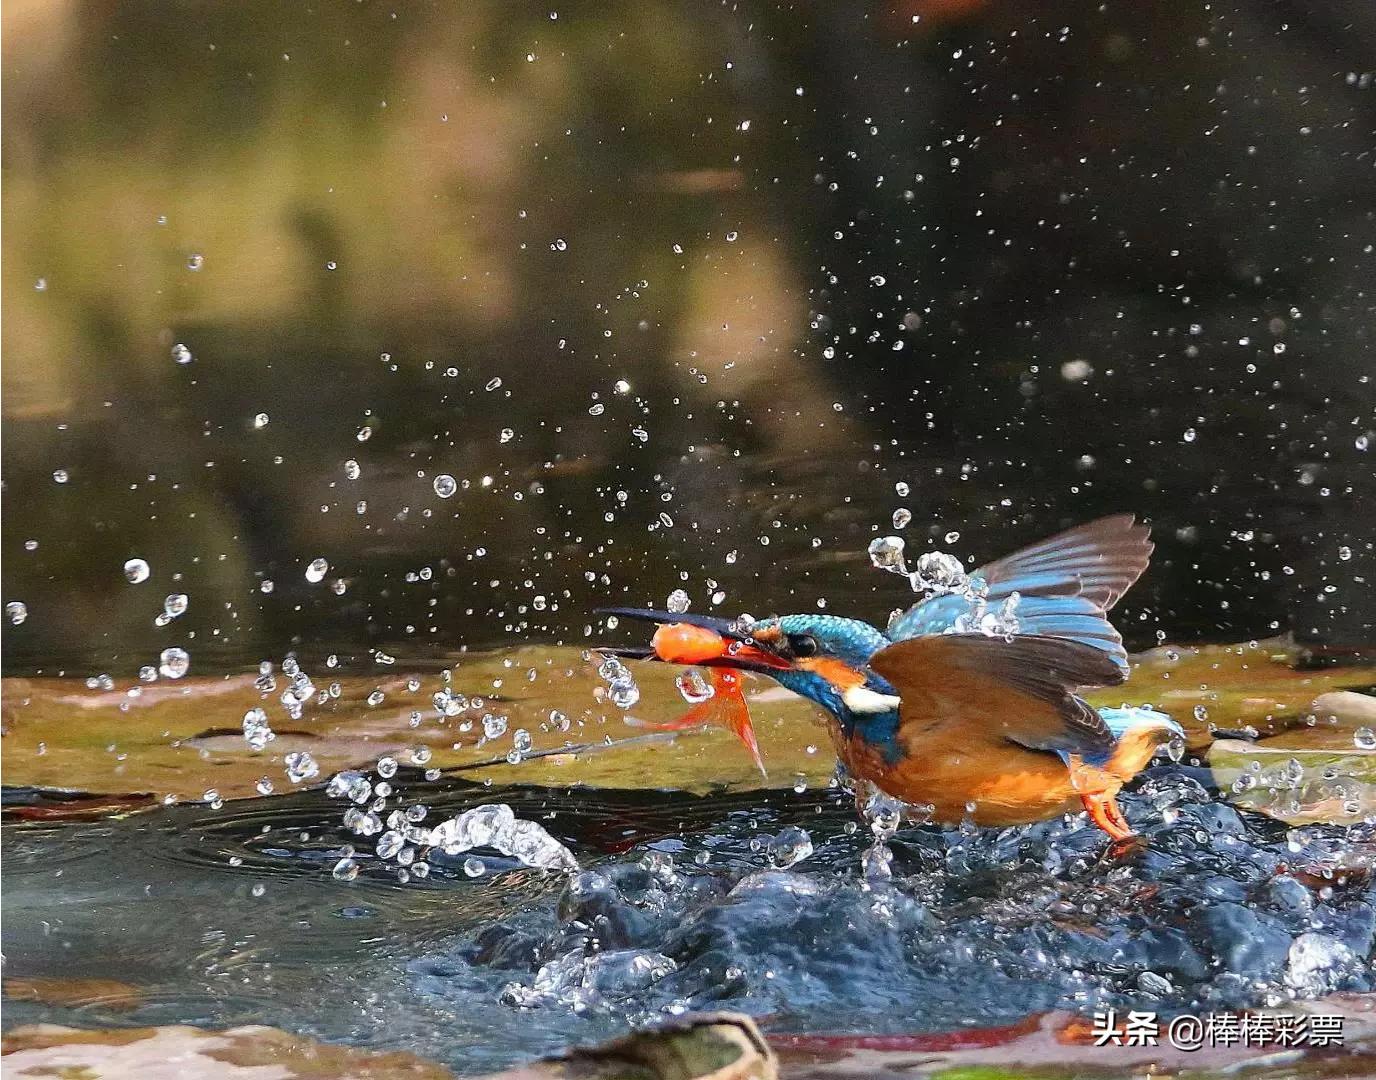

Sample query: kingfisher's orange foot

[1081,792,1134,842]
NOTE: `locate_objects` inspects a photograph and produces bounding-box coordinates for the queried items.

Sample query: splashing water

[428,804,579,872]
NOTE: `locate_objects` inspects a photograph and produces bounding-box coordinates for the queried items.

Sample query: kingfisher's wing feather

[868,633,1122,758]
[886,516,1151,673]
[979,514,1152,611]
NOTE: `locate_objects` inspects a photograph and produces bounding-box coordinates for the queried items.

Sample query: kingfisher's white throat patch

[841,686,902,714]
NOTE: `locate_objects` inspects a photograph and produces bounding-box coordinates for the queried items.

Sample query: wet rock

[1194,903,1292,979]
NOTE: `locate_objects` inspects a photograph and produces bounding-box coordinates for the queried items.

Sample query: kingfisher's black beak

[595,608,750,641]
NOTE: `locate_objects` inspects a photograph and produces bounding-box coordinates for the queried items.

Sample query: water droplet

[255,776,275,795]
[463,856,486,877]
[242,707,275,750]
[186,253,204,271]
[285,751,319,783]
[252,412,269,429]
[892,507,912,529]
[485,377,503,391]
[1183,427,1198,443]
[305,558,329,583]
[868,536,907,573]
[158,647,190,679]
[376,756,399,778]
[914,551,966,592]
[123,558,151,584]
[666,588,690,614]
[163,593,188,618]
[332,857,359,881]
[171,343,193,365]
[767,825,814,868]
[1355,727,1376,751]
[6,601,28,626]
[51,469,69,484]
[428,473,459,500]
[675,669,714,705]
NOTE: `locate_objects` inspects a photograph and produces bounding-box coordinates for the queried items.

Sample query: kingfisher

[597,515,1182,842]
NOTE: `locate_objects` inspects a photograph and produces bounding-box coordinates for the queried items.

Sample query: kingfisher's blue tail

[1099,706,1182,741]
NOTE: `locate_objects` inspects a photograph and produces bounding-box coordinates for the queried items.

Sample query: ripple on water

[4,772,1373,1075]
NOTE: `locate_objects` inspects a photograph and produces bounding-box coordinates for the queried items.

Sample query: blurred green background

[4,0,1373,672]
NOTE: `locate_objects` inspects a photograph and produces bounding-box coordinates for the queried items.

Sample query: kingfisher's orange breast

[830,720,1095,827]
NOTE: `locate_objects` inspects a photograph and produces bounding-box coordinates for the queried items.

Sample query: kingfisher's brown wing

[868,633,1123,758]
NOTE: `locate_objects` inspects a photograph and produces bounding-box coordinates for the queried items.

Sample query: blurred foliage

[3,0,1374,672]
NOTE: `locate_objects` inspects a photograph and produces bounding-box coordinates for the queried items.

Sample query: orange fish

[601,614,782,775]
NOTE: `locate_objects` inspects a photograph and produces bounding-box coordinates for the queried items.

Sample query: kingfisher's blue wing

[886,515,1152,673]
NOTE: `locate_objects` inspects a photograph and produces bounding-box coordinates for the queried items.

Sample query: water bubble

[376,756,399,778]
[158,647,190,679]
[894,481,910,497]
[252,413,270,429]
[203,789,223,809]
[343,459,361,480]
[485,377,503,391]
[410,745,433,765]
[285,751,319,784]
[123,558,151,584]
[666,588,691,614]
[305,558,329,583]
[463,857,486,877]
[6,601,28,626]
[52,469,69,484]
[255,777,275,796]
[433,474,457,498]
[186,253,204,271]
[892,508,912,529]
[376,831,405,860]
[1183,427,1197,443]
[1355,727,1376,751]
[163,594,188,618]
[943,531,961,545]
[139,665,157,682]
[367,690,385,707]
[171,343,193,365]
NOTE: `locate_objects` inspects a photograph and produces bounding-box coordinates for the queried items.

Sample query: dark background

[3,0,1373,674]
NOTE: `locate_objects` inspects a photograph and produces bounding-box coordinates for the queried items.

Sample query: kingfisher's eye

[789,634,820,658]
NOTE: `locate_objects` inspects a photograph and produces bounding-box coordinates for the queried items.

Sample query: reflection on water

[4,777,1373,1074]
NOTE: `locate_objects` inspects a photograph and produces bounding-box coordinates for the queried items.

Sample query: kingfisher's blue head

[742,614,899,731]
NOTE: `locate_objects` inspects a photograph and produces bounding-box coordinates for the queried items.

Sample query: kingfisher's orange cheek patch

[799,656,868,691]
[650,623,730,665]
